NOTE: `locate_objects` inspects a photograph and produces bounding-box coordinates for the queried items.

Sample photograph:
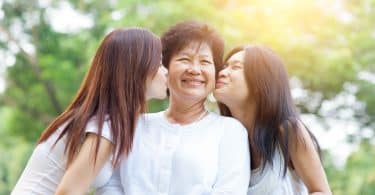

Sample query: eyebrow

[178,52,191,56]
[178,52,212,58]
[227,60,243,65]
[199,54,212,58]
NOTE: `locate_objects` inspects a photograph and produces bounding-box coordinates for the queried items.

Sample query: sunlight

[46,1,94,34]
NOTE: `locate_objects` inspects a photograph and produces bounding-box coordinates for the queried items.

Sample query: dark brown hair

[219,45,321,176]
[38,28,162,167]
[161,20,224,76]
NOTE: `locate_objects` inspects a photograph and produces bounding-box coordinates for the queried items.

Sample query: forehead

[227,50,245,63]
[176,41,213,57]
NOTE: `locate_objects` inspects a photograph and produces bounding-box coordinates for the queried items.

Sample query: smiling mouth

[215,81,227,89]
[182,79,205,86]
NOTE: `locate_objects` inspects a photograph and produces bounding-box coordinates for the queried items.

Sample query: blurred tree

[347,0,375,129]
[0,0,374,193]
[325,139,375,195]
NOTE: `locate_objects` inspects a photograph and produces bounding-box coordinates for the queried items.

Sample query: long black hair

[219,45,321,176]
[39,28,162,168]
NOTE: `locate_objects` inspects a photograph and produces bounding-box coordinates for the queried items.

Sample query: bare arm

[289,123,332,195]
[55,133,114,195]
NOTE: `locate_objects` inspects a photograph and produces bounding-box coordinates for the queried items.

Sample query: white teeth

[183,80,203,86]
[190,81,202,84]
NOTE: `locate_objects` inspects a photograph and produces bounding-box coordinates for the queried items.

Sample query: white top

[96,111,250,195]
[11,116,115,195]
[247,147,307,195]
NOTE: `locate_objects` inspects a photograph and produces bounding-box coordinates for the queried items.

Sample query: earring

[207,92,216,102]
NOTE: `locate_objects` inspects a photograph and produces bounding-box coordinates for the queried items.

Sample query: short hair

[161,20,224,75]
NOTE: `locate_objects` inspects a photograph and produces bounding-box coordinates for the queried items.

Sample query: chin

[213,91,225,102]
[156,94,167,100]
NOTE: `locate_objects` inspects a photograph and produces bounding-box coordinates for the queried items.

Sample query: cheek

[205,66,216,82]
[146,77,153,88]
[235,77,250,98]
[232,71,246,86]
[166,70,179,89]
[155,76,164,87]
[166,68,178,82]
[238,78,248,89]
[168,63,185,78]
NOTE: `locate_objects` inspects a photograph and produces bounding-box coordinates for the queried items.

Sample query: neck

[228,100,263,169]
[228,100,256,137]
[166,95,207,125]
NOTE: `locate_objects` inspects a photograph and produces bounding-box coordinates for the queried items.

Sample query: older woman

[96,21,250,195]
[214,45,332,195]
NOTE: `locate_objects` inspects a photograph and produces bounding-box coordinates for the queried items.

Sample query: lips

[181,78,205,87]
[215,79,227,89]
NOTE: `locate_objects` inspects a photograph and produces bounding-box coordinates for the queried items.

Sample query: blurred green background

[0,0,374,194]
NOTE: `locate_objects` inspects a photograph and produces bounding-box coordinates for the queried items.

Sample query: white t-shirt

[96,111,250,195]
[247,147,308,195]
[11,116,115,195]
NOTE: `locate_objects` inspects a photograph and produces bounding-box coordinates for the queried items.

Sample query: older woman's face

[167,41,215,102]
[214,50,249,105]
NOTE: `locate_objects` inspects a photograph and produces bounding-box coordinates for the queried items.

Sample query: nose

[186,60,201,75]
[218,66,230,78]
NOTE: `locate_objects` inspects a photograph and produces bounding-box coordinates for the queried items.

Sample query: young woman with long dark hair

[214,45,331,195]
[12,27,168,195]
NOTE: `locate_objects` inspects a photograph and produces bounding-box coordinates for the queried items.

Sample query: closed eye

[232,65,243,70]
[201,60,213,65]
[177,58,190,62]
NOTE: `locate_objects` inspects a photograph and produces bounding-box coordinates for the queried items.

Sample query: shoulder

[86,114,111,127]
[140,111,164,124]
[283,119,320,157]
[86,115,111,131]
[286,119,315,145]
[85,115,113,142]
[213,113,246,130]
[143,111,164,120]
[135,111,166,131]
[209,112,248,137]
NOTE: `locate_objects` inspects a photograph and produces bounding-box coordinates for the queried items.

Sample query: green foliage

[326,140,375,195]
[0,139,33,194]
[0,0,374,193]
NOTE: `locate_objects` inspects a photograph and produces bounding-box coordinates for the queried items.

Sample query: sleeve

[94,167,124,195]
[211,120,251,195]
[85,116,114,143]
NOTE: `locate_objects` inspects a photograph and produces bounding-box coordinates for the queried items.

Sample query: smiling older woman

[96,21,250,195]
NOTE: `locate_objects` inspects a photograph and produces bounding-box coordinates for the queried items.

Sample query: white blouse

[11,116,115,195]
[97,111,250,195]
[247,147,307,195]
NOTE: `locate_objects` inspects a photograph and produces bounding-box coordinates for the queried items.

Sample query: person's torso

[12,120,114,195]
[120,111,232,195]
[247,147,307,195]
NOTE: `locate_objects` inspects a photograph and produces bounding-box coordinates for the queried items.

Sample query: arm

[94,167,124,195]
[55,133,113,195]
[212,122,250,195]
[290,123,332,195]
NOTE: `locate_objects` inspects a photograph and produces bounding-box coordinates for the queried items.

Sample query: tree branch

[0,25,62,114]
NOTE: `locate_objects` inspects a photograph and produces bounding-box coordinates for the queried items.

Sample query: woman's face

[214,50,249,105]
[146,64,168,100]
[167,41,215,102]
